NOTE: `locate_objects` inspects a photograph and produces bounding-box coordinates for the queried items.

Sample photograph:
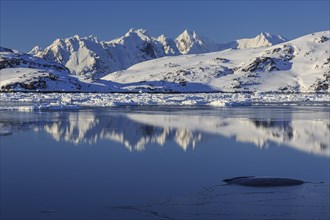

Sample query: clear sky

[1,0,329,52]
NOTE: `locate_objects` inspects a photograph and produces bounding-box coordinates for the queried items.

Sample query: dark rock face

[314,80,329,91]
[141,42,157,58]
[313,36,329,43]
[239,44,295,74]
[223,176,305,187]
[0,58,67,71]
[0,58,21,69]
[241,57,291,73]
[265,44,295,60]
[0,74,57,91]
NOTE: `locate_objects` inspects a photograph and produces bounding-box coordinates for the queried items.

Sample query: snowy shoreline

[1,92,329,110]
[0,91,329,94]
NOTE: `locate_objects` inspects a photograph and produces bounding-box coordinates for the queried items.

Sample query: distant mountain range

[28,29,287,79]
[0,30,329,93]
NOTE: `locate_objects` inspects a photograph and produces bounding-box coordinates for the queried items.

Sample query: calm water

[0,106,329,219]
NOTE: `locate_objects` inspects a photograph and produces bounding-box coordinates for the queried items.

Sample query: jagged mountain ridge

[1,31,328,92]
[29,29,286,79]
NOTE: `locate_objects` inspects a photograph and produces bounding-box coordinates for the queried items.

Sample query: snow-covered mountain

[1,30,328,92]
[157,34,180,55]
[29,29,286,79]
[29,34,117,79]
[175,30,220,54]
[29,29,175,79]
[0,47,81,91]
[100,29,168,73]
[103,31,329,92]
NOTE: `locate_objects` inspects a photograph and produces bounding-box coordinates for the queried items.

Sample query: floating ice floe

[1,92,329,108]
[33,103,80,110]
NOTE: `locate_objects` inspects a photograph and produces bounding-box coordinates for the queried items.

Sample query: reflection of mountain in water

[127,114,329,157]
[1,111,328,156]
[39,112,202,151]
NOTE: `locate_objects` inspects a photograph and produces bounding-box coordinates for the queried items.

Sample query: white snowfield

[0,30,329,93]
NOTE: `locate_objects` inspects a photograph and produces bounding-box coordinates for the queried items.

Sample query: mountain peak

[73,34,81,40]
[258,32,287,42]
[157,34,167,41]
[29,46,42,55]
[175,29,218,54]
[84,35,99,43]
[179,29,199,39]
[182,29,195,35]
[260,32,272,37]
[118,28,151,43]
[125,28,148,36]
[51,35,99,44]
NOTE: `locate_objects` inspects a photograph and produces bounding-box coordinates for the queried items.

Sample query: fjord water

[1,106,329,219]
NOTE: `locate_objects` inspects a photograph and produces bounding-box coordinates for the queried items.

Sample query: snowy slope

[103,31,329,92]
[0,47,82,91]
[30,29,287,79]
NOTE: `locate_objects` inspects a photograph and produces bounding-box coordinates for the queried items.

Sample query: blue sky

[1,0,329,52]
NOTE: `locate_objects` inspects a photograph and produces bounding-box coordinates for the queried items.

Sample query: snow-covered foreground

[1,92,329,109]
